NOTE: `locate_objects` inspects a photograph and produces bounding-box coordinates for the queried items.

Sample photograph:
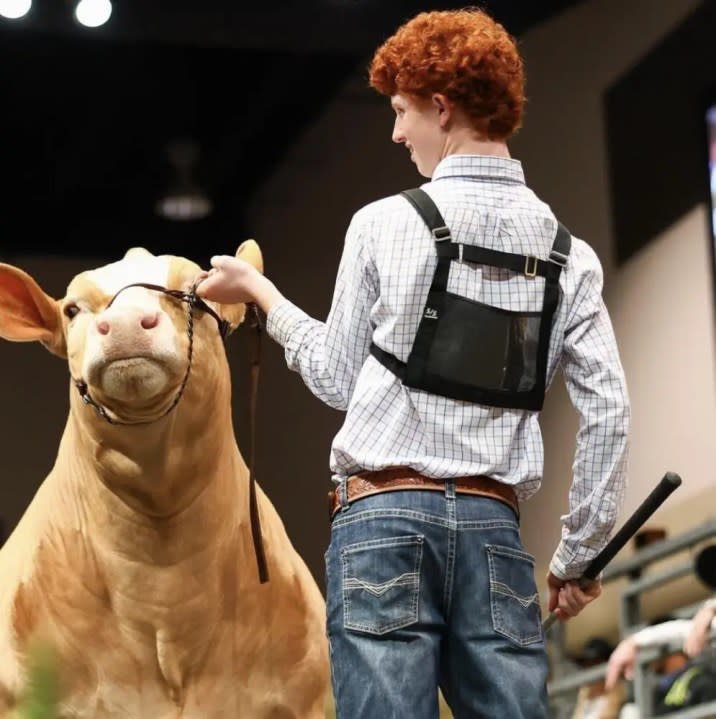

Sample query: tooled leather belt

[328,466,519,519]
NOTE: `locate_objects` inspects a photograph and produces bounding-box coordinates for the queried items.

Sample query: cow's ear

[0,264,66,357]
[235,239,263,274]
[216,240,265,329]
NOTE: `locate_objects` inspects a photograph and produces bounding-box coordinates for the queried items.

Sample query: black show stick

[543,472,682,631]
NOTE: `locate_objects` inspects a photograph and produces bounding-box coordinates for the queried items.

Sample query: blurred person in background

[606,546,716,716]
[571,638,625,719]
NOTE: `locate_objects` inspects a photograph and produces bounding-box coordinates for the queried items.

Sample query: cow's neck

[65,376,242,517]
[48,385,252,692]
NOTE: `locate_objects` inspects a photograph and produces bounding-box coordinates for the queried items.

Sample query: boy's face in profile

[390,93,445,178]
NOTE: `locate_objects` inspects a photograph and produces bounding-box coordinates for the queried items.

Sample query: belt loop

[445,480,456,500]
[338,479,349,511]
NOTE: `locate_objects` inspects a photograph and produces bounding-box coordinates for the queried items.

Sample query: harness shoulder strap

[400,188,572,277]
[550,223,572,267]
[400,188,451,240]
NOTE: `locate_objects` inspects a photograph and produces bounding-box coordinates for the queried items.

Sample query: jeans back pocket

[486,544,542,647]
[341,535,423,636]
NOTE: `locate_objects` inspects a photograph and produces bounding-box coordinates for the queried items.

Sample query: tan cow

[0,243,328,718]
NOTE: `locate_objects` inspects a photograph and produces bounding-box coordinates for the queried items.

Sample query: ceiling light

[0,0,31,19]
[75,0,112,28]
[155,140,213,222]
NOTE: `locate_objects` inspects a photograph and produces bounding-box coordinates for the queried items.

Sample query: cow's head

[0,242,263,425]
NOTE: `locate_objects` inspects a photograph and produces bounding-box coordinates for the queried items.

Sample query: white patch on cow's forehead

[89,254,172,296]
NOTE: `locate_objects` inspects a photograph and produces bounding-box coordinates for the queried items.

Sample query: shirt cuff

[549,557,577,581]
[632,620,691,648]
[266,299,309,347]
[549,544,592,581]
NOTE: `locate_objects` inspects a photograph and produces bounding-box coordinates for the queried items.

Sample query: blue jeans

[325,484,549,719]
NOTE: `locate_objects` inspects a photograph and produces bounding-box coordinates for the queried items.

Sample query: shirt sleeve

[549,246,631,580]
[265,212,378,411]
[632,618,716,648]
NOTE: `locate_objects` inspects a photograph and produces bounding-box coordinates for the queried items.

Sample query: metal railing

[548,518,716,719]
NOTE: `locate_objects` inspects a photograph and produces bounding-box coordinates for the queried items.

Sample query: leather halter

[72,281,228,424]
[71,280,269,583]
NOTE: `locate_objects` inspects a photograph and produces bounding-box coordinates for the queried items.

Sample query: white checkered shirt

[267,154,629,579]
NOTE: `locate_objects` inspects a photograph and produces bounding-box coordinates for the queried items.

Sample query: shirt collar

[431,154,525,185]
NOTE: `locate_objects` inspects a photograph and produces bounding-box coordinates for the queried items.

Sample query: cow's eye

[63,303,81,320]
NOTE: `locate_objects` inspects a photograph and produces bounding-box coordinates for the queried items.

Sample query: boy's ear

[0,263,66,357]
[216,240,265,329]
[432,93,453,128]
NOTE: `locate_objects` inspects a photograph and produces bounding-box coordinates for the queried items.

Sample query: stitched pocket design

[487,544,542,647]
[341,535,423,636]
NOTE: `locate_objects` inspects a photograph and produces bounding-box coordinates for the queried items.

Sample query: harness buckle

[432,226,452,242]
[549,249,569,267]
[524,256,538,278]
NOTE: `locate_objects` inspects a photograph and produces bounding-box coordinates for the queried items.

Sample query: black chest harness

[370,188,572,411]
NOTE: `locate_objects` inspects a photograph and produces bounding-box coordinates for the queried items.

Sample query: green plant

[17,643,59,719]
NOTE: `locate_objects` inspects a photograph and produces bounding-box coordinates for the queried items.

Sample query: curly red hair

[369,9,525,140]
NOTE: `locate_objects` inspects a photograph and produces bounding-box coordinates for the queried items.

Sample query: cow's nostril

[141,312,160,330]
[97,320,110,336]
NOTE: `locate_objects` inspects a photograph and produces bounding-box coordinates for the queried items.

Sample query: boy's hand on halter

[196,256,260,305]
[197,256,285,313]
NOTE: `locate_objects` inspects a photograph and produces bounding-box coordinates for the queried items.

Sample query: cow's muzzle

[72,280,229,426]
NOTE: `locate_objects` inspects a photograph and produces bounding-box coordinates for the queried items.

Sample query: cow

[0,243,329,718]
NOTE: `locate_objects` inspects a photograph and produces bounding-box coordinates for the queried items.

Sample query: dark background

[606,0,716,263]
[0,0,585,265]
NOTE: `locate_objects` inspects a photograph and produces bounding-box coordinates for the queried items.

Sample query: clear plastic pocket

[426,292,542,393]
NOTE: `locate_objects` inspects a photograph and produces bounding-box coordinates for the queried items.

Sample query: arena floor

[325,693,453,717]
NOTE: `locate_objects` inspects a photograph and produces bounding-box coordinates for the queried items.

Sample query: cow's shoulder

[8,524,109,651]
